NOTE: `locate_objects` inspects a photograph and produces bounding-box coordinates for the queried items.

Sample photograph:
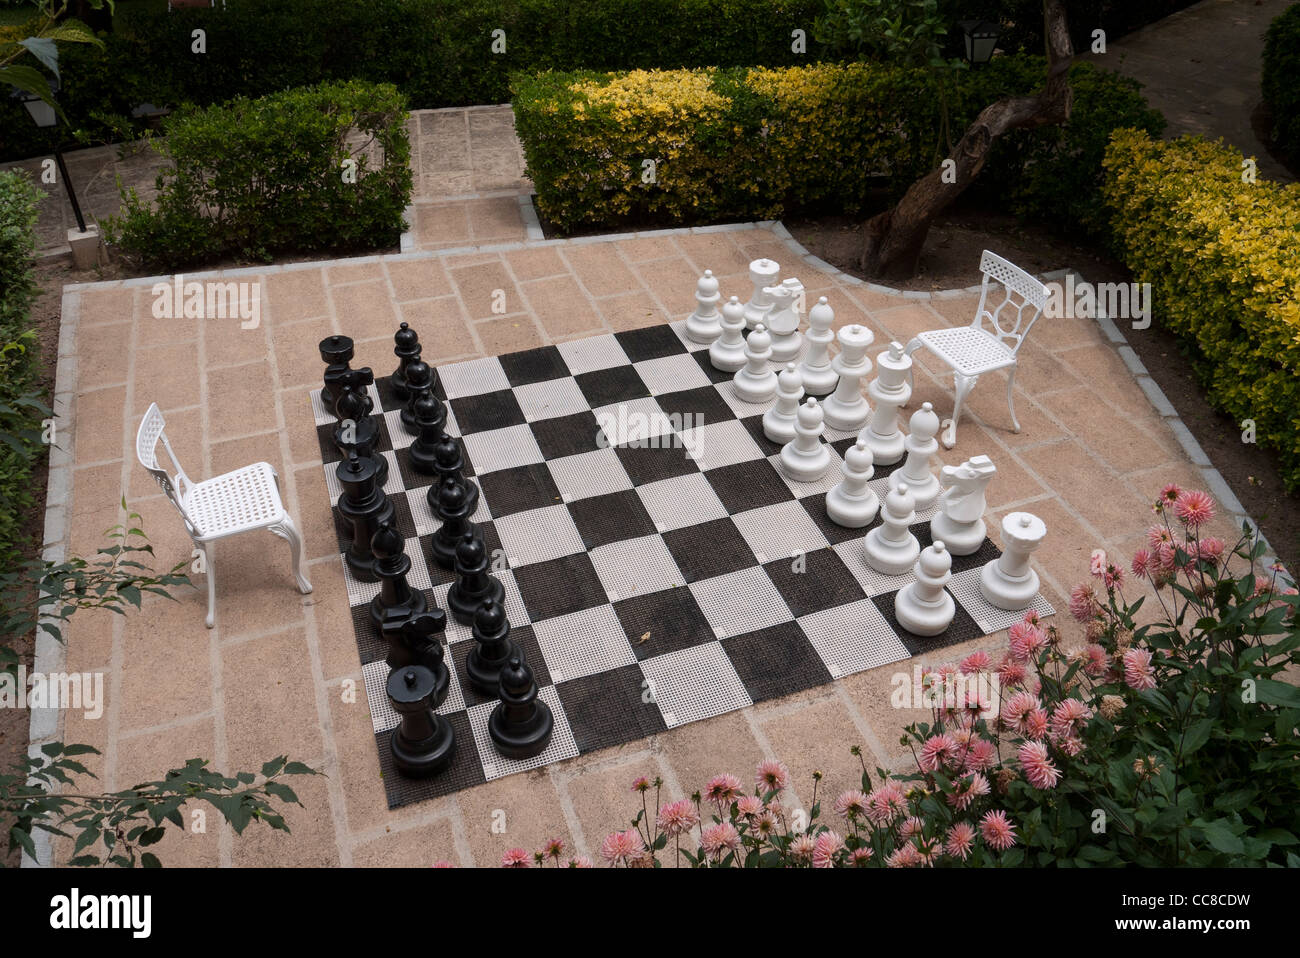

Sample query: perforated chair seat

[915,326,1016,377]
[183,462,287,540]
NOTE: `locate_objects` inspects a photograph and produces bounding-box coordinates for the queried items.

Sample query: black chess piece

[319,334,354,411]
[369,522,429,631]
[465,598,520,695]
[333,380,389,487]
[406,395,448,475]
[335,451,394,582]
[390,322,423,401]
[387,665,455,777]
[429,476,476,570]
[381,610,449,707]
[432,432,479,515]
[400,360,435,434]
[488,657,553,759]
[447,531,504,625]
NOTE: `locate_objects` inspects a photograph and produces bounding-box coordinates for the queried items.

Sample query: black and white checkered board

[312,320,1054,808]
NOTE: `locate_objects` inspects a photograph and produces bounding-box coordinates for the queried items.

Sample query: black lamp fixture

[11,77,88,233]
[958,20,1002,66]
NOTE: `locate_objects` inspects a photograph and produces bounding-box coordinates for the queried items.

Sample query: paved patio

[41,221,1256,867]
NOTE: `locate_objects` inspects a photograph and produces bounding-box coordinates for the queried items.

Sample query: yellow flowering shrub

[1103,129,1300,490]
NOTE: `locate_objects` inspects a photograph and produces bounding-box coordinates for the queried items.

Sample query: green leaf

[9,826,36,860]
[18,37,59,79]
[260,756,287,778]
[141,852,162,868]
[1199,819,1244,856]
[1255,679,1300,708]
[1179,718,1215,756]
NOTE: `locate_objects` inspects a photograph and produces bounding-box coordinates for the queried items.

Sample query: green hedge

[1263,4,1300,166]
[1,0,826,160]
[0,169,44,561]
[1103,129,1300,492]
[512,57,1164,234]
[104,80,413,270]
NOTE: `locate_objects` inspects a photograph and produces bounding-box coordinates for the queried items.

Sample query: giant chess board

[312,320,1054,808]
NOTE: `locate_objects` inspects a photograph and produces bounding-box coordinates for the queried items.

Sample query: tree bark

[860,0,1076,280]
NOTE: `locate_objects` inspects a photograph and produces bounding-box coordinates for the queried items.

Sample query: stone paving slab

[37,222,1260,867]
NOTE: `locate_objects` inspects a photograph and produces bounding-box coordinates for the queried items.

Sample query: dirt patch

[787,210,1299,575]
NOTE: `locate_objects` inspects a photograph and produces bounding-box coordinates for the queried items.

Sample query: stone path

[39,222,1253,867]
[1088,0,1296,182]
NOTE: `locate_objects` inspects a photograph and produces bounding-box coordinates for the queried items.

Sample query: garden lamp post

[11,80,88,233]
[958,20,1002,67]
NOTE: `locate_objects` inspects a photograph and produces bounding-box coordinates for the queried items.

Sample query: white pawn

[779,397,831,482]
[733,323,778,403]
[763,363,804,443]
[743,258,781,329]
[889,402,941,510]
[931,455,997,555]
[821,324,873,431]
[865,482,920,576]
[763,278,804,363]
[858,341,911,464]
[684,269,723,344]
[826,440,879,527]
[798,296,837,395]
[980,512,1046,611]
[895,541,956,636]
[710,296,747,372]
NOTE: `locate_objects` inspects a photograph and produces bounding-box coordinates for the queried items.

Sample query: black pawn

[447,531,504,626]
[465,598,519,695]
[333,382,389,487]
[387,665,455,777]
[400,360,435,434]
[432,432,479,515]
[382,610,449,707]
[406,395,448,475]
[390,322,423,401]
[319,334,354,411]
[335,451,394,582]
[488,657,553,760]
[429,476,475,570]
[368,522,428,631]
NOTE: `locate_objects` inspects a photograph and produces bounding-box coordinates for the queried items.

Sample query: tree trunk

[860,0,1076,280]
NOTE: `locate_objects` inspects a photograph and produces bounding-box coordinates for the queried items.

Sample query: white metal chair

[904,250,1049,448]
[135,403,311,628]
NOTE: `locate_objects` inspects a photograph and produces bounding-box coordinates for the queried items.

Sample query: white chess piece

[797,296,837,395]
[684,269,722,344]
[821,324,874,432]
[733,323,778,404]
[743,258,781,329]
[710,296,747,372]
[826,440,879,527]
[979,512,1046,611]
[865,482,920,575]
[888,402,941,510]
[930,455,997,555]
[895,541,956,636]
[779,397,831,482]
[763,363,804,443]
[763,278,804,364]
[858,341,911,464]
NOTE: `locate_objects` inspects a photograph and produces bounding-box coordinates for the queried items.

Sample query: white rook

[743,258,781,330]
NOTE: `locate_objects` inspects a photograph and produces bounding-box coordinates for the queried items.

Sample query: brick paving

[44,224,1250,866]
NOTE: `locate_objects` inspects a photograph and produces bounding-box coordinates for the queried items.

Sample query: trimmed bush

[105,80,413,270]
[0,169,44,560]
[1102,129,1300,492]
[512,58,1163,235]
[0,0,826,161]
[1263,4,1300,166]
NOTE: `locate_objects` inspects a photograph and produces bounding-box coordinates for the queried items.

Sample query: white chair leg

[1007,365,1021,433]
[946,372,977,449]
[203,544,216,629]
[272,517,312,595]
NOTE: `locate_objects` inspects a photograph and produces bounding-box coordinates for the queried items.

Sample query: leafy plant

[1263,3,1300,166]
[0,0,111,114]
[105,79,413,269]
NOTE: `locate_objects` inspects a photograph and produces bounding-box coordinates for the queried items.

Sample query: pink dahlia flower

[501,848,531,868]
[754,760,789,795]
[656,799,699,837]
[600,829,646,866]
[1017,740,1061,790]
[1122,648,1157,691]
[1174,489,1215,529]
[979,810,1017,851]
[945,822,977,861]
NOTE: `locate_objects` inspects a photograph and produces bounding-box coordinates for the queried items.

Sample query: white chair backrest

[135,403,200,537]
[972,250,1049,355]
